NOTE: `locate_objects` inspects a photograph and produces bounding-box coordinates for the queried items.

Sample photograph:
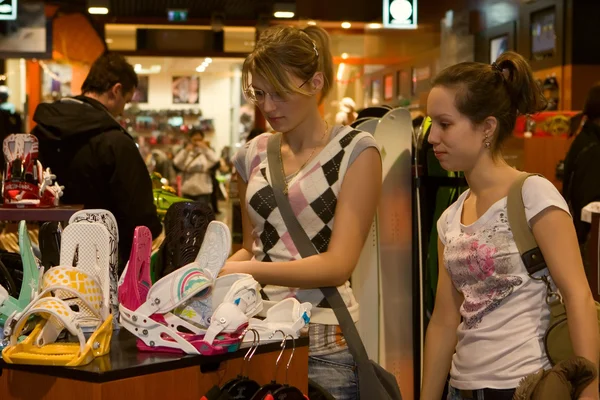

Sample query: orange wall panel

[522,136,573,191]
[71,63,90,96]
[25,61,41,131]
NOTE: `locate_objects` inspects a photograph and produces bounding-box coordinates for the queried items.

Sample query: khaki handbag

[507,173,600,366]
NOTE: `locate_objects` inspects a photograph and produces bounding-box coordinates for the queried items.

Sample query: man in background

[31,52,162,269]
[174,128,219,207]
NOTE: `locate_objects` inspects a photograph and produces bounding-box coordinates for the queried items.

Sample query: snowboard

[374,108,415,400]
[351,116,380,362]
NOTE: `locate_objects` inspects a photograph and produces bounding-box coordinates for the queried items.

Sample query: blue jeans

[309,349,359,400]
[447,385,515,400]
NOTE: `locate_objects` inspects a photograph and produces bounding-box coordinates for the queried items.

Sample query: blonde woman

[226,25,382,399]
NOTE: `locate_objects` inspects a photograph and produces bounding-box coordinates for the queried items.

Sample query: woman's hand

[219,261,248,277]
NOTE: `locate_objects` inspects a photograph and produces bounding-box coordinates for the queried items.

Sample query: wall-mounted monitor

[490,34,509,63]
[531,6,556,61]
[0,1,52,58]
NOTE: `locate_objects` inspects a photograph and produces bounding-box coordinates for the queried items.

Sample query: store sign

[0,0,17,20]
[167,9,188,22]
[383,0,417,30]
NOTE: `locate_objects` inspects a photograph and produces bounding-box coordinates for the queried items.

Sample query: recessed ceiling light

[88,7,109,15]
[196,66,206,73]
[105,38,113,44]
[205,58,213,64]
[134,64,142,72]
[307,20,317,26]
[341,22,352,29]
[341,53,349,59]
[367,23,382,29]
[274,11,295,18]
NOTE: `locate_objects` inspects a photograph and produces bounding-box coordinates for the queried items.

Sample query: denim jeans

[309,349,359,400]
[447,385,515,400]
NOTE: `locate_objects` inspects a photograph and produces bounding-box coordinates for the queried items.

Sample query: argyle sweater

[233,126,378,355]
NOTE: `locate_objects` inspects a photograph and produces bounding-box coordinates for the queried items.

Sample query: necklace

[279,121,329,195]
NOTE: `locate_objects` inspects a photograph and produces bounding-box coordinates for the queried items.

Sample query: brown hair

[242,25,334,104]
[432,51,547,152]
[82,52,138,95]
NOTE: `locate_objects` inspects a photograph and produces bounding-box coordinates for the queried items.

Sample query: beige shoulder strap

[506,172,547,275]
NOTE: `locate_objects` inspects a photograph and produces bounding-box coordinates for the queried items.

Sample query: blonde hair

[242,25,334,104]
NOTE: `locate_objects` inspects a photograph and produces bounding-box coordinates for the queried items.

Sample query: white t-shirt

[437,176,570,390]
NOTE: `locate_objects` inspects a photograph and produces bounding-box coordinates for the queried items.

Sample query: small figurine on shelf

[2,134,64,208]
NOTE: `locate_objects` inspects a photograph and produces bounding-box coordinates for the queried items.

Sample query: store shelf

[0,205,84,221]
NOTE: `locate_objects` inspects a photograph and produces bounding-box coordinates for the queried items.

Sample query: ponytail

[432,51,547,152]
[303,26,334,100]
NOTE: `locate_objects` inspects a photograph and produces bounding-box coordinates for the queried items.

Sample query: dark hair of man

[190,128,205,139]
[81,52,138,95]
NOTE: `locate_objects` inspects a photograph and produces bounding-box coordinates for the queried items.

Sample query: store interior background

[2,1,600,399]
[3,0,599,190]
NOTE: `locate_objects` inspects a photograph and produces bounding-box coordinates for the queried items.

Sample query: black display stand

[0,205,83,222]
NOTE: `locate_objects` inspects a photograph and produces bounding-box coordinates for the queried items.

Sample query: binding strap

[506,173,547,276]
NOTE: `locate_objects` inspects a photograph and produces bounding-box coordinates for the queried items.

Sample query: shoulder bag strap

[506,172,548,276]
[266,132,374,370]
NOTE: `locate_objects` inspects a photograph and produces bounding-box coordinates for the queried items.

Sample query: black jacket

[31,96,162,268]
[563,121,600,244]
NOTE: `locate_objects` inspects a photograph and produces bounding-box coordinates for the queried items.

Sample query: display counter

[0,330,309,400]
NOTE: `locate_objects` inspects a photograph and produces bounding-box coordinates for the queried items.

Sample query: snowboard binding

[0,221,42,346]
[119,222,263,355]
[153,201,214,280]
[59,222,112,331]
[69,210,120,326]
[2,265,113,366]
[2,134,64,208]
[244,298,311,344]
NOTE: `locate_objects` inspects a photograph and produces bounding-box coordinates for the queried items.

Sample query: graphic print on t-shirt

[445,211,523,329]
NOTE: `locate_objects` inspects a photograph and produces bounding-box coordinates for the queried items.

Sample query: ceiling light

[134,64,142,72]
[105,38,113,44]
[205,58,213,64]
[341,53,349,59]
[274,11,295,18]
[273,2,296,19]
[196,66,206,73]
[88,7,109,14]
[307,20,317,26]
[87,0,110,15]
[367,23,382,29]
[341,22,352,29]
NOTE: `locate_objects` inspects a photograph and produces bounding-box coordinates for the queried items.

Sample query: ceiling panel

[46,0,451,28]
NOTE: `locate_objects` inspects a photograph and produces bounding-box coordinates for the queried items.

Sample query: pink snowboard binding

[2,134,63,208]
[119,223,257,355]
